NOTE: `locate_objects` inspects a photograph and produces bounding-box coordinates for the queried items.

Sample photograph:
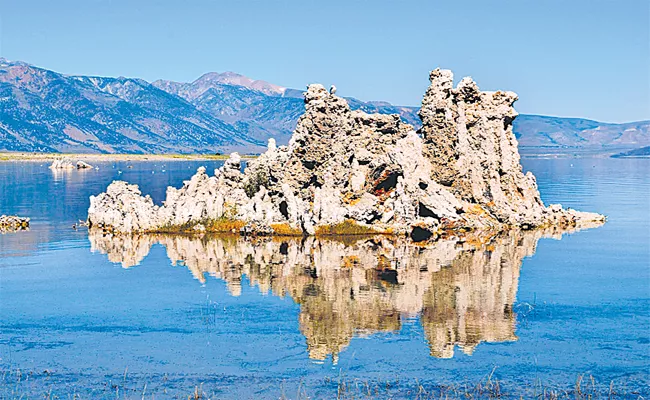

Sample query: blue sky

[0,0,647,122]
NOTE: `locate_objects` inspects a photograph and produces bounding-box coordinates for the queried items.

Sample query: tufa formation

[0,215,30,233]
[87,69,605,240]
[49,159,94,170]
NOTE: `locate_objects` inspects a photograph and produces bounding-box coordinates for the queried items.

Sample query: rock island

[87,69,605,240]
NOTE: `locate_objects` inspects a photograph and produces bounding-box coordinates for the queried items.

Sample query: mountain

[514,115,650,153]
[0,59,258,153]
[152,73,306,146]
[151,74,423,146]
[0,58,647,155]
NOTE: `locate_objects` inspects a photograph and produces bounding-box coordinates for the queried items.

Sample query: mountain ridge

[0,58,647,154]
[0,59,257,153]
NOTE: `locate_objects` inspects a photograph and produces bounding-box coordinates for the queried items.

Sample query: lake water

[0,158,648,399]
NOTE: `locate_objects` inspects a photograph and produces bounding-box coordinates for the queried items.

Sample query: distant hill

[611,145,650,158]
[0,58,647,154]
[152,73,307,146]
[514,115,650,154]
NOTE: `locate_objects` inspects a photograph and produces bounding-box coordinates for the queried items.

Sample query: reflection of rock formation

[89,233,158,268]
[421,243,521,358]
[89,224,600,361]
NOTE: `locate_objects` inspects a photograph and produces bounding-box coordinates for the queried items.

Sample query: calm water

[0,158,648,398]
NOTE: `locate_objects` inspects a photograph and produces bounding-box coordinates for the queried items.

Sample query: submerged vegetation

[1,366,644,399]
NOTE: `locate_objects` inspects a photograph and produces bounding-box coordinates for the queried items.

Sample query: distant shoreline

[1,151,647,162]
[519,146,650,159]
[0,152,258,162]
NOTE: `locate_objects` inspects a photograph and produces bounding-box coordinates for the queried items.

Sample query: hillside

[0,59,647,155]
[0,59,259,153]
[611,146,650,158]
[514,115,649,154]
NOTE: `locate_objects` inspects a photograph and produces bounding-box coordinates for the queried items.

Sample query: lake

[0,158,648,399]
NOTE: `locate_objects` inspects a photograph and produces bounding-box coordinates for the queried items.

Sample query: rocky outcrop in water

[0,215,30,233]
[88,69,605,239]
[76,160,93,169]
[49,159,94,170]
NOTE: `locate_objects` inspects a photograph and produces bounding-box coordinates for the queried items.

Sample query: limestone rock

[0,215,30,233]
[88,182,159,232]
[49,159,76,169]
[88,69,605,239]
[420,69,546,226]
[49,158,94,170]
[76,161,93,169]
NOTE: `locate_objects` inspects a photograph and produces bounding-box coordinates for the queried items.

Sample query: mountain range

[1,58,648,155]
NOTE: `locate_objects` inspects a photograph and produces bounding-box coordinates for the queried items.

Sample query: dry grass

[342,255,360,269]
[204,218,246,233]
[315,219,385,236]
[270,223,304,236]
[152,218,246,234]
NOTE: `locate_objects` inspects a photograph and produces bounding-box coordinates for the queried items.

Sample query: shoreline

[0,152,259,162]
[2,151,647,162]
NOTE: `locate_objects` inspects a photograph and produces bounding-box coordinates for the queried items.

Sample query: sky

[0,0,648,123]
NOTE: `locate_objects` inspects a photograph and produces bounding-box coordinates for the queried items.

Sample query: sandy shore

[0,152,258,162]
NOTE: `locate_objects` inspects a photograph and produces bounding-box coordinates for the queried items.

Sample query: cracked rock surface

[88,69,605,239]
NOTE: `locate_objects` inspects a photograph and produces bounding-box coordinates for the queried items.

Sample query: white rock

[87,69,605,239]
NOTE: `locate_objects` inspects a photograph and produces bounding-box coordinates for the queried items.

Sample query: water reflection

[89,226,597,361]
